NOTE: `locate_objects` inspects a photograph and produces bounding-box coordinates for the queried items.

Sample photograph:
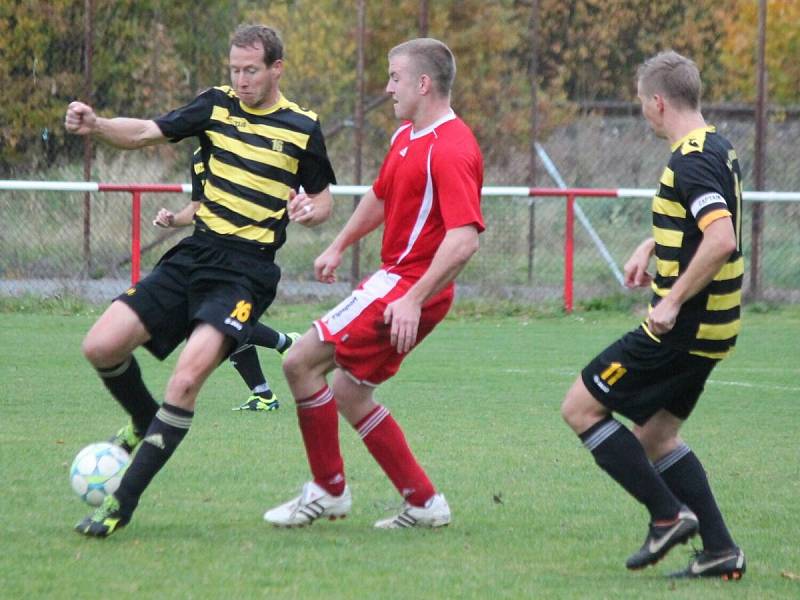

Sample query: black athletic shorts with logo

[581,326,718,425]
[116,230,280,360]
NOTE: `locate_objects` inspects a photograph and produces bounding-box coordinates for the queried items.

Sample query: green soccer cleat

[279,332,302,361]
[74,495,129,538]
[109,421,143,454]
[233,392,280,412]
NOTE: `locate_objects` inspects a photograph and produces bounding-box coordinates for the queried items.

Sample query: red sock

[296,386,345,496]
[356,405,435,507]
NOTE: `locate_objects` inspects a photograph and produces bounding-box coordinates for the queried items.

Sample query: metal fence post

[131,190,141,285]
[564,193,575,313]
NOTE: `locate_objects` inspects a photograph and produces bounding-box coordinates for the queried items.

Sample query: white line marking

[707,379,800,393]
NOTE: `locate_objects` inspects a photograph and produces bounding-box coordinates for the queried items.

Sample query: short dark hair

[389,38,456,97]
[231,24,283,66]
[637,50,701,110]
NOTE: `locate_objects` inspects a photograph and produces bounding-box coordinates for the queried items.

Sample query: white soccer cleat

[374,493,451,529]
[263,481,351,527]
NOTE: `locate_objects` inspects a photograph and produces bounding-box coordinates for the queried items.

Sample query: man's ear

[419,74,432,95]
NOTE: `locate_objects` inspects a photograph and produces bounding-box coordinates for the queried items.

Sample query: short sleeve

[675,153,732,231]
[189,148,205,202]
[431,145,484,233]
[296,124,337,194]
[154,89,216,143]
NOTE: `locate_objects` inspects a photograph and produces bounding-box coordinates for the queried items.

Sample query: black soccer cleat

[625,506,699,570]
[668,547,746,580]
[74,495,130,538]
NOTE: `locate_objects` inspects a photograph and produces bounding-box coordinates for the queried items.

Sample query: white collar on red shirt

[409,109,456,140]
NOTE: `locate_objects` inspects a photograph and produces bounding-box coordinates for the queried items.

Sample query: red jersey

[372,111,484,280]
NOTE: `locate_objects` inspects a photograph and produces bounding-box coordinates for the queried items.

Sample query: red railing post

[131,190,141,285]
[564,193,575,313]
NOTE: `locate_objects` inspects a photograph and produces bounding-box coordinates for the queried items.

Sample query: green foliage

[2,0,796,173]
[0,292,94,315]
[716,0,800,104]
[576,292,641,313]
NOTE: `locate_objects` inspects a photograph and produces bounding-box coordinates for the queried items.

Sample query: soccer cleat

[263,481,351,527]
[669,547,746,580]
[374,493,451,529]
[74,494,129,538]
[279,332,302,360]
[109,421,143,454]
[232,392,279,412]
[625,506,699,570]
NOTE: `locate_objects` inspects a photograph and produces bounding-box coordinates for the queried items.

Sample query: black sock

[655,444,736,552]
[580,417,681,522]
[247,322,281,349]
[97,356,159,434]
[114,403,193,519]
[229,345,269,391]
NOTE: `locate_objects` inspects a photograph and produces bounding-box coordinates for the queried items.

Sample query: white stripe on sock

[582,419,622,452]
[358,405,390,439]
[297,387,334,410]
[654,443,691,473]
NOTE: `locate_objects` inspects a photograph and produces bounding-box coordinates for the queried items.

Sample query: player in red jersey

[263,37,484,528]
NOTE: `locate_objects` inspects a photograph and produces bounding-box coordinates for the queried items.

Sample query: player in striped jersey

[560,51,745,579]
[65,24,335,537]
[151,149,301,412]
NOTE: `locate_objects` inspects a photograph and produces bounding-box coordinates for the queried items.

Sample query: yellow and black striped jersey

[155,86,336,249]
[648,125,743,359]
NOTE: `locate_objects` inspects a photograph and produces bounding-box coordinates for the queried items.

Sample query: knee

[82,332,123,368]
[561,378,607,434]
[634,429,680,462]
[282,351,305,384]
[560,392,582,431]
[166,370,202,401]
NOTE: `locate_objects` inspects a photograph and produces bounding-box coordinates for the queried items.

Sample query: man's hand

[624,238,655,288]
[65,101,97,136]
[313,246,342,284]
[288,187,333,227]
[153,208,176,228]
[647,296,679,335]
[383,295,422,354]
[288,189,315,224]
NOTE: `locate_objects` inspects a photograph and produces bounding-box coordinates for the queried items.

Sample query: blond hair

[637,50,701,110]
[389,38,456,97]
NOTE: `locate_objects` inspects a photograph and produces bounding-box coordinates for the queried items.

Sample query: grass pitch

[1,303,798,599]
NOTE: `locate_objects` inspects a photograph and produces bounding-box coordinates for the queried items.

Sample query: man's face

[229,42,281,109]
[637,80,665,139]
[385,54,420,121]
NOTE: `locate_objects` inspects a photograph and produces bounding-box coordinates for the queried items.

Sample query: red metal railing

[529,188,619,312]
[0,181,649,312]
[105,184,623,312]
[96,183,186,284]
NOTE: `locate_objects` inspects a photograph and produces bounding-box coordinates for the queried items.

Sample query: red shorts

[314,269,453,386]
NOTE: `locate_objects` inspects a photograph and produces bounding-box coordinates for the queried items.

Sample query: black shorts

[117,232,280,360]
[581,326,718,425]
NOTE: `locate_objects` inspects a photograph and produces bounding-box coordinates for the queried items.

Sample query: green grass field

[2,303,799,599]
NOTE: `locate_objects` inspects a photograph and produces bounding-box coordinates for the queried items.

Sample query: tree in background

[0,0,796,175]
[717,0,800,104]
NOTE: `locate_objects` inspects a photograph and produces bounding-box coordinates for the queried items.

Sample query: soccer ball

[69,442,130,506]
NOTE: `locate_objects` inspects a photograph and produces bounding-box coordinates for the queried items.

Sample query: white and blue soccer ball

[69,442,130,506]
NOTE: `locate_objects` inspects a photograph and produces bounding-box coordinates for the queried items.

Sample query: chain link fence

[2,2,799,308]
